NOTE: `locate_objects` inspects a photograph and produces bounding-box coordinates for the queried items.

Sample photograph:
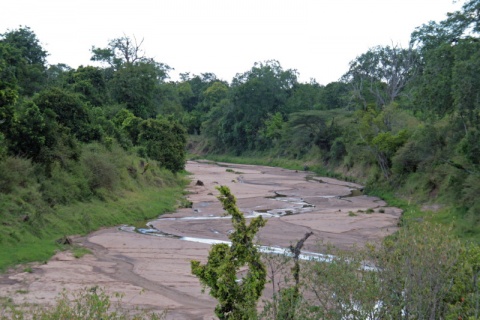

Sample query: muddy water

[0,160,401,320]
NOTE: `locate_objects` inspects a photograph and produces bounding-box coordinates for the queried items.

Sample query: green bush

[83,151,119,191]
[0,157,37,194]
[138,118,187,173]
[294,222,479,320]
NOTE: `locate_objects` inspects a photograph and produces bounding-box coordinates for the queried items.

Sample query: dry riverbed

[0,160,401,319]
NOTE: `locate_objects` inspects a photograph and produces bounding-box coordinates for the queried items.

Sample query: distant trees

[91,34,149,69]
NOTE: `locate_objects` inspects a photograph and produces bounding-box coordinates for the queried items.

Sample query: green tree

[138,117,187,172]
[33,86,90,141]
[68,65,108,107]
[0,42,19,135]
[318,81,349,110]
[110,61,168,118]
[221,60,297,151]
[261,112,285,142]
[412,43,454,118]
[1,26,47,96]
[286,110,342,157]
[91,35,149,69]
[113,108,142,144]
[6,101,80,172]
[46,63,72,87]
[343,45,419,110]
[284,80,323,113]
[191,186,266,319]
[184,81,229,135]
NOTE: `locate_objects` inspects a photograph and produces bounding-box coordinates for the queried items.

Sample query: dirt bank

[0,160,401,319]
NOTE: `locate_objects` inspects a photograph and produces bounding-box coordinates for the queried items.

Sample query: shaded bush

[83,152,119,191]
[0,157,37,194]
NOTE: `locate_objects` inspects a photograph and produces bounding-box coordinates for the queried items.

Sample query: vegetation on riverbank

[0,141,188,271]
[193,152,478,243]
[184,0,480,241]
[187,185,480,319]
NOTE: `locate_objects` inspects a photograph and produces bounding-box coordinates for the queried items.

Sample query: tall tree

[1,26,48,95]
[222,60,297,150]
[109,61,169,118]
[343,45,420,109]
[0,42,19,134]
[91,34,148,69]
[33,87,90,141]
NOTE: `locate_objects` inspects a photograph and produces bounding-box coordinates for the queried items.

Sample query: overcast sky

[2,0,462,84]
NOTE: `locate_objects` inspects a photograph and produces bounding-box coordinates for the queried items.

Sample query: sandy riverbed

[0,160,401,319]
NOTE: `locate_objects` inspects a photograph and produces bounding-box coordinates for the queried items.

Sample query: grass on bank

[0,185,185,272]
[0,142,189,272]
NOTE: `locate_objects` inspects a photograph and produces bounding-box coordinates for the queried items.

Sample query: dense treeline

[184,1,479,238]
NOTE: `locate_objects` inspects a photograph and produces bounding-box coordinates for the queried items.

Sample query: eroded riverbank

[0,160,401,319]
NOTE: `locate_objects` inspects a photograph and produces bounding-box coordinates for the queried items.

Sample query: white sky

[2,0,462,85]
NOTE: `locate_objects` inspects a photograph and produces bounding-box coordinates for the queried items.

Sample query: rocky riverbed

[0,160,401,319]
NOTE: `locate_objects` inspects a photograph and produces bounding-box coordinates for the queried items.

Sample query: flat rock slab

[0,160,401,319]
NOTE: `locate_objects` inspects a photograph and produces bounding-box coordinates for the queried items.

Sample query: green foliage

[191,186,267,319]
[138,117,187,172]
[33,86,90,139]
[211,60,297,151]
[292,222,480,320]
[343,45,420,109]
[82,145,120,192]
[0,140,188,271]
[262,112,285,142]
[458,129,480,165]
[0,43,20,110]
[318,81,349,110]
[392,124,442,175]
[0,26,47,96]
[68,66,108,107]
[110,62,164,118]
[284,81,323,112]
